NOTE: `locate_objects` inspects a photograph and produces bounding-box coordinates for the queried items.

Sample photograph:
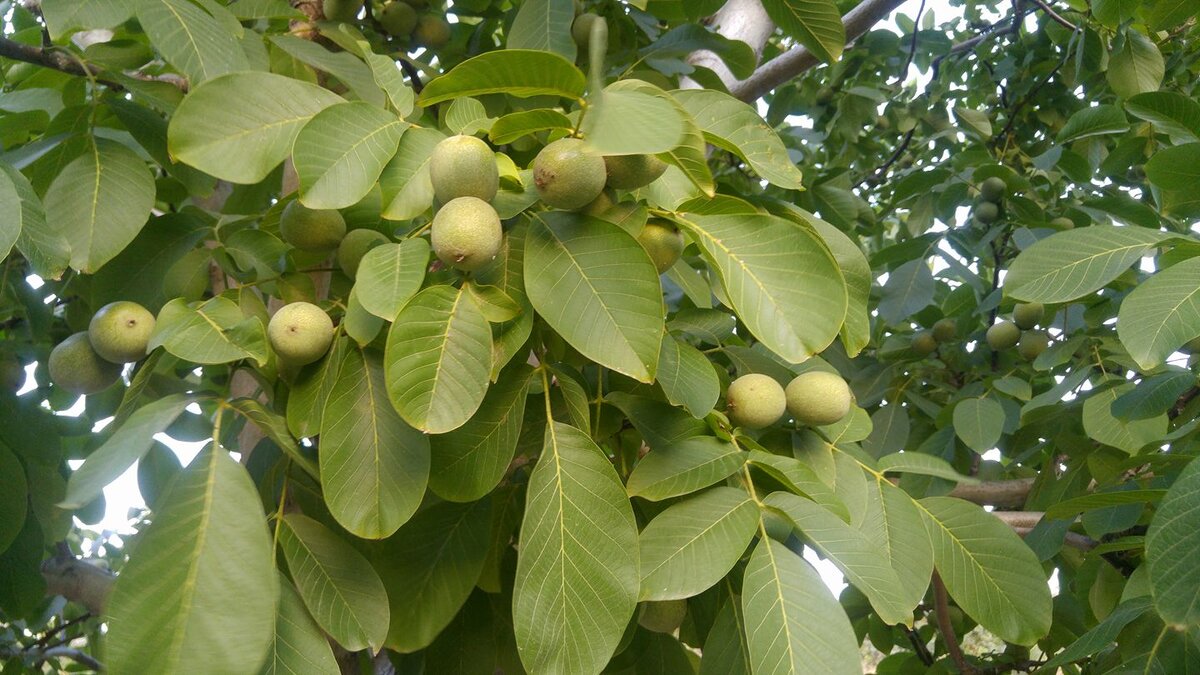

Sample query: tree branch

[0,35,187,91]
[729,0,910,101]
[41,553,115,615]
[933,571,974,674]
[948,477,1034,508]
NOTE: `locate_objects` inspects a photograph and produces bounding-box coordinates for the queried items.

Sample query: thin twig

[1027,0,1078,30]
[933,571,974,674]
[27,614,92,651]
[896,0,928,84]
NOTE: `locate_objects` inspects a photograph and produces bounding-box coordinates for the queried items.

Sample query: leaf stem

[271,463,290,565]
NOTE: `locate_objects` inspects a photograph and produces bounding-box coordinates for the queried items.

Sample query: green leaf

[1,162,67,279]
[385,285,493,434]
[581,86,686,155]
[0,169,20,260]
[0,442,27,555]
[1125,92,1200,143]
[1082,383,1168,454]
[877,258,934,324]
[627,436,745,501]
[1044,489,1167,519]
[343,289,383,345]
[287,337,346,438]
[507,0,576,61]
[656,333,720,417]
[379,127,445,220]
[955,107,993,139]
[741,538,861,675]
[863,404,909,458]
[45,139,155,273]
[353,239,430,320]
[320,347,430,539]
[699,600,751,675]
[1093,0,1139,25]
[1145,142,1200,191]
[228,0,304,18]
[294,101,407,210]
[675,212,847,364]
[918,496,1052,646]
[373,499,492,652]
[525,212,664,382]
[760,0,847,63]
[877,452,979,484]
[1042,596,1153,669]
[269,35,384,107]
[428,363,533,502]
[952,397,1005,453]
[418,50,586,106]
[783,207,871,356]
[1147,0,1198,29]
[279,514,390,652]
[1118,257,1200,370]
[106,445,276,674]
[477,221,534,379]
[260,573,339,675]
[149,297,269,366]
[168,72,343,184]
[1107,31,1164,99]
[513,421,639,675]
[673,89,804,190]
[136,0,250,85]
[860,478,935,616]
[226,398,319,480]
[639,487,759,601]
[1112,371,1196,421]
[1146,457,1200,628]
[1056,104,1130,143]
[42,0,135,39]
[1004,226,1168,303]
[746,450,849,521]
[638,24,757,81]
[766,491,922,625]
[489,109,573,145]
[61,395,192,509]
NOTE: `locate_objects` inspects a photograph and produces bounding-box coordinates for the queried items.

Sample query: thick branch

[729,0,909,101]
[41,556,115,616]
[948,477,1034,508]
[684,0,775,90]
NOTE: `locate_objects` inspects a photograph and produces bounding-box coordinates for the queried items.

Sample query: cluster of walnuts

[47,302,156,395]
[325,0,451,48]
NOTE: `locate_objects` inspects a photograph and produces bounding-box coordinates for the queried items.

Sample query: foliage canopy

[1,0,1199,673]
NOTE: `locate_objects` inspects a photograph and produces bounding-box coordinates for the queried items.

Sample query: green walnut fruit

[1018,330,1049,361]
[337,229,390,279]
[48,333,123,395]
[638,600,687,634]
[430,134,499,203]
[762,511,793,542]
[88,301,156,364]
[572,12,601,47]
[413,15,451,48]
[581,188,616,217]
[604,154,668,190]
[532,138,607,211]
[280,201,347,252]
[726,373,786,430]
[815,86,834,104]
[0,355,24,392]
[785,370,852,427]
[1049,216,1075,230]
[932,318,957,343]
[431,196,503,271]
[378,1,417,36]
[986,320,1021,350]
[912,330,938,356]
[636,220,684,274]
[974,201,1000,224]
[268,302,335,366]
[979,176,1007,203]
[1013,302,1044,330]
[323,0,363,21]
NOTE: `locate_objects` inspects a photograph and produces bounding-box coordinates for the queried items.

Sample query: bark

[948,477,1035,508]
[41,556,115,616]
